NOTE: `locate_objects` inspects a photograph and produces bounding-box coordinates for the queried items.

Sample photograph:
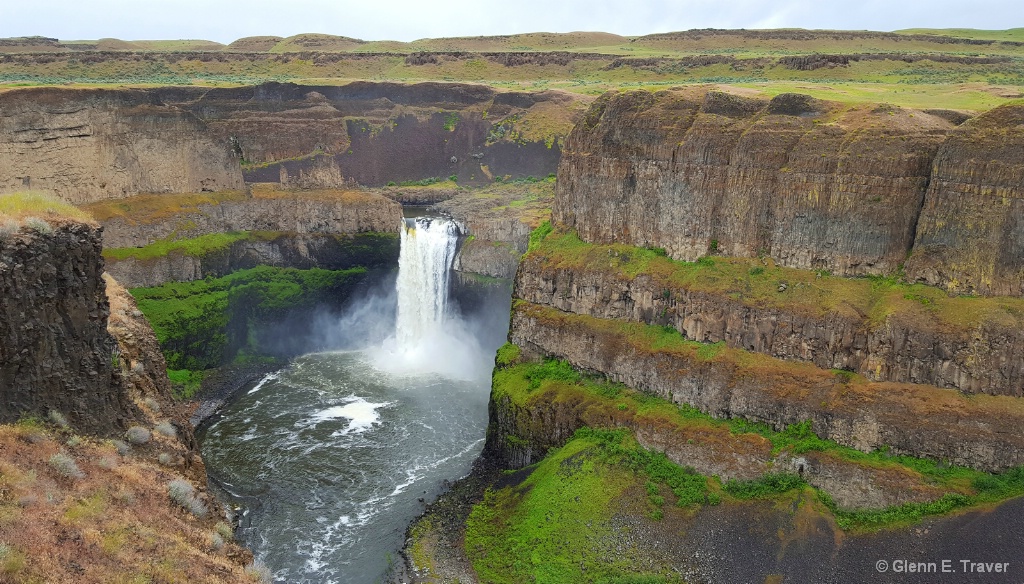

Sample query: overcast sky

[3,0,1021,44]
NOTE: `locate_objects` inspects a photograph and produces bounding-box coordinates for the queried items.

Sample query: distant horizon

[5,0,1021,45]
[4,26,1023,47]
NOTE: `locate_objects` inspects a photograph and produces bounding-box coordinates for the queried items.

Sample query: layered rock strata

[554,88,1024,296]
[0,87,243,203]
[515,251,1024,396]
[507,302,1024,472]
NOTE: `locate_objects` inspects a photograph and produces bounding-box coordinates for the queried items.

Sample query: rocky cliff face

[0,88,243,203]
[507,302,1024,472]
[515,254,1024,396]
[106,233,399,288]
[554,89,951,277]
[906,102,1024,297]
[0,219,138,432]
[554,89,1024,297]
[95,188,401,249]
[156,82,577,187]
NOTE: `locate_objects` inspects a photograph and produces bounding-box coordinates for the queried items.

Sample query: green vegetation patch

[131,265,367,371]
[166,369,208,400]
[465,433,685,584]
[492,347,1024,531]
[104,231,251,261]
[527,227,1024,333]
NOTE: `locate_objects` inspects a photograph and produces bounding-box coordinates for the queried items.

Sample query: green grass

[166,369,208,400]
[528,227,1024,334]
[465,434,686,584]
[492,349,1024,531]
[131,265,367,370]
[894,28,1024,42]
[104,231,251,261]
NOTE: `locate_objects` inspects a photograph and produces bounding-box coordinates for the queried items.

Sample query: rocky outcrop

[507,302,1024,472]
[95,188,401,249]
[514,253,1024,396]
[158,82,575,187]
[555,88,1024,296]
[906,102,1024,297]
[488,382,944,510]
[105,232,399,288]
[104,274,172,399]
[0,87,243,203]
[0,219,138,432]
[554,89,950,276]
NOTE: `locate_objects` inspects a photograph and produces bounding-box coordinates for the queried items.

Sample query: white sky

[3,0,1021,44]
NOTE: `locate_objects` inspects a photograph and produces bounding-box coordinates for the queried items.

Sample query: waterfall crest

[395,217,458,351]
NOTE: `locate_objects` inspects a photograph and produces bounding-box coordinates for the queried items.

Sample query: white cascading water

[394,217,459,352]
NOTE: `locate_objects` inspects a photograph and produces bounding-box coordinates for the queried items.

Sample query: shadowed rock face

[555,88,1024,296]
[157,81,569,188]
[0,88,244,204]
[0,82,573,204]
[0,221,138,433]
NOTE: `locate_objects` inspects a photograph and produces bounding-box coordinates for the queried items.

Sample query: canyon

[1,62,1023,583]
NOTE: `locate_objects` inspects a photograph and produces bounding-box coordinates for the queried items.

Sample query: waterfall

[394,217,458,352]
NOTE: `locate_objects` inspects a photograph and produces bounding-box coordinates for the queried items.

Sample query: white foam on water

[311,396,392,435]
[247,371,280,395]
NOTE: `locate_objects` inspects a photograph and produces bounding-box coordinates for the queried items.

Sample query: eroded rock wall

[0,220,138,432]
[507,302,1024,472]
[0,88,243,203]
[906,102,1024,297]
[555,89,1024,296]
[105,233,399,288]
[554,89,950,276]
[97,191,401,249]
[514,257,1024,396]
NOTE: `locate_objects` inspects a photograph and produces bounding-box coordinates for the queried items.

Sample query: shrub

[0,543,26,577]
[47,410,69,428]
[210,532,225,551]
[214,522,234,540]
[23,216,52,234]
[97,456,117,470]
[724,473,806,499]
[187,495,209,518]
[0,219,18,240]
[142,397,161,412]
[154,420,177,438]
[112,439,131,456]
[65,436,82,448]
[168,478,207,518]
[125,426,151,445]
[167,479,195,506]
[158,452,174,466]
[245,560,273,583]
[49,453,85,480]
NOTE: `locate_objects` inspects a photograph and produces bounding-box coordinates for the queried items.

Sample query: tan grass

[0,421,253,583]
[0,192,94,224]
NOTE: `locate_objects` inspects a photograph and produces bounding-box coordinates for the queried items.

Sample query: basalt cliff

[403,88,1024,583]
